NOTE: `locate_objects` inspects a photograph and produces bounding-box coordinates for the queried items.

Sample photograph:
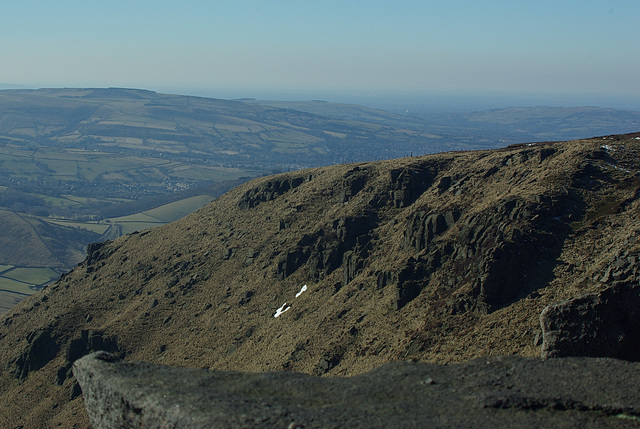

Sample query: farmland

[1,87,639,313]
[0,194,221,313]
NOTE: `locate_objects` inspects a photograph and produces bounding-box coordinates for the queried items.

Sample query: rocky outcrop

[596,247,640,284]
[85,240,114,266]
[540,281,640,360]
[237,174,313,209]
[461,194,579,310]
[58,329,121,385]
[390,191,582,312]
[74,352,640,428]
[7,325,121,387]
[402,210,460,252]
[389,165,438,208]
[276,214,377,284]
[337,166,368,204]
[9,327,59,379]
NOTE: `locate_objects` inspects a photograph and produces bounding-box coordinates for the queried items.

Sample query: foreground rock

[74,352,640,428]
[541,280,640,360]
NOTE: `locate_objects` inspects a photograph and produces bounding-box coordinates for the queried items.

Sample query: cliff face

[1,133,639,428]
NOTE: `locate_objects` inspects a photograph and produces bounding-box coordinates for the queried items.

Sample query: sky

[1,1,639,104]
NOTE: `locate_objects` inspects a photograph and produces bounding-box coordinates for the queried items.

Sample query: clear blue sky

[1,0,639,99]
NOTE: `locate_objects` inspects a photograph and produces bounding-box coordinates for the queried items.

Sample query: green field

[142,195,213,221]
[0,290,25,314]
[0,266,63,313]
[0,277,36,295]
[2,267,61,285]
[47,219,111,234]
[103,194,214,235]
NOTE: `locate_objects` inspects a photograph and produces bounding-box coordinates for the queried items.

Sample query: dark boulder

[540,281,640,360]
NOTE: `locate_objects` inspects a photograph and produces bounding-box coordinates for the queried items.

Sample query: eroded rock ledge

[74,352,640,428]
[541,281,640,360]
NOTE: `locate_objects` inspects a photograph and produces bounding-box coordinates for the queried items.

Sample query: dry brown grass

[1,133,639,428]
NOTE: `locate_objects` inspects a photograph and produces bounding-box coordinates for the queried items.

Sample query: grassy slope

[1,134,639,427]
[0,210,72,267]
[0,194,217,312]
[0,210,100,312]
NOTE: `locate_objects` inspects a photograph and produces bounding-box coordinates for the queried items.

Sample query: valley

[1,87,640,317]
[5,1,640,426]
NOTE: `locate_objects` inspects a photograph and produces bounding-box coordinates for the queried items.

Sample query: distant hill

[0,210,99,268]
[3,88,638,176]
[460,106,640,142]
[0,87,451,173]
[254,100,640,147]
[0,84,29,90]
[0,88,639,318]
[1,133,639,427]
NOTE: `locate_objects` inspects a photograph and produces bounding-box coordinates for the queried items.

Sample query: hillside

[0,191,231,314]
[1,87,639,318]
[0,87,463,315]
[0,133,639,427]
[0,210,99,268]
[0,87,446,176]
[0,209,100,313]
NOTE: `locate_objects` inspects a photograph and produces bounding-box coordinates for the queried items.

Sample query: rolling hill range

[0,87,470,312]
[0,87,448,174]
[457,106,640,142]
[253,100,640,147]
[1,88,639,312]
[0,133,638,427]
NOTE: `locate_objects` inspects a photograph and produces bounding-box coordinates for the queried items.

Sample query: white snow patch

[601,144,614,151]
[635,137,640,140]
[273,303,290,318]
[295,284,308,298]
[273,284,309,319]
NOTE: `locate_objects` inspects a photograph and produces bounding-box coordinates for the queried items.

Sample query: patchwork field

[0,194,219,313]
[0,267,45,315]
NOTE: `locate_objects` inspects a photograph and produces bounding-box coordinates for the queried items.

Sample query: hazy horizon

[3,83,640,115]
[2,1,639,110]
